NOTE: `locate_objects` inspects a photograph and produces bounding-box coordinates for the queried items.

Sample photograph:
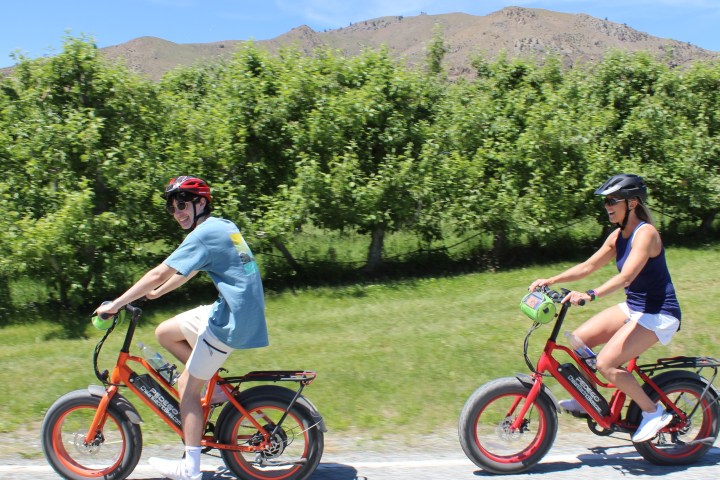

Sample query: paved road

[3,428,719,480]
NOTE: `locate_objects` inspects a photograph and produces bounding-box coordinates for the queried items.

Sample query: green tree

[645,61,720,235]
[285,48,443,271]
[426,23,448,77]
[159,44,329,271]
[434,55,580,259]
[0,37,166,310]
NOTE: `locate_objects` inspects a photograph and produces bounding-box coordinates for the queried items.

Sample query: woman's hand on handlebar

[561,290,590,306]
[529,278,553,292]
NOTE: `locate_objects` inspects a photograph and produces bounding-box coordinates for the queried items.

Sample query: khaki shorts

[176,305,234,380]
[619,303,680,346]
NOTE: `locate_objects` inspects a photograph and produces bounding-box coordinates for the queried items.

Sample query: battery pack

[130,372,182,428]
[557,363,609,417]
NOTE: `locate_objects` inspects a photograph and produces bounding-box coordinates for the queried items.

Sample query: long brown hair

[635,199,654,226]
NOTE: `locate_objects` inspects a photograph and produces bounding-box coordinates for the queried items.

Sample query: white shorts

[175,305,234,380]
[618,303,680,345]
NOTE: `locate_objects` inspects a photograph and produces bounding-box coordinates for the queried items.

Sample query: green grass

[2,243,719,450]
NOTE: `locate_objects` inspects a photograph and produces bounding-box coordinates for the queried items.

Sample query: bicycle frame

[84,304,316,454]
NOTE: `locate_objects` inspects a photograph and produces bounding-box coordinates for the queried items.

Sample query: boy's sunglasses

[166,195,198,215]
[604,197,626,206]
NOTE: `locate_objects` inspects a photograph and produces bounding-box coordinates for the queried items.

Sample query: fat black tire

[458,376,558,474]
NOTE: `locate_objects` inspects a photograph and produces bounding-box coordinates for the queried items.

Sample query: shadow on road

[580,444,720,477]
[468,444,720,477]
[310,462,363,479]
[188,463,361,479]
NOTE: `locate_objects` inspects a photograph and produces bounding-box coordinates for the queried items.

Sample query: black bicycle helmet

[595,173,648,230]
[594,174,647,201]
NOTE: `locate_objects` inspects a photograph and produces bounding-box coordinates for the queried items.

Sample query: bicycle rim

[459,378,557,474]
[219,399,322,480]
[49,405,127,476]
[476,394,551,462]
[635,380,720,464]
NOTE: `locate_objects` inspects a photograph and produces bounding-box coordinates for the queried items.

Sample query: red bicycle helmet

[162,176,212,203]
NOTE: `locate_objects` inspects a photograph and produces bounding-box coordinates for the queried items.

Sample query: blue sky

[2,0,719,68]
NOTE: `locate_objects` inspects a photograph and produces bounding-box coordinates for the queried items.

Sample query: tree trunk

[270,237,303,274]
[0,276,11,321]
[364,226,386,273]
[700,212,717,237]
[490,230,506,271]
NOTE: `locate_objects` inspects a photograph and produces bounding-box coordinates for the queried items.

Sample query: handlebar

[536,285,585,306]
[98,301,143,319]
[93,301,143,385]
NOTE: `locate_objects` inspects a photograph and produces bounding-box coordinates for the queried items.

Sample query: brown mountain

[15,7,720,81]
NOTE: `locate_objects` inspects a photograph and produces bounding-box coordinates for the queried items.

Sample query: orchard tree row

[0,36,718,312]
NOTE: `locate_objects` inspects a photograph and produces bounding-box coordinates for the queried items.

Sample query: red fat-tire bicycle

[41,303,326,480]
[458,286,720,474]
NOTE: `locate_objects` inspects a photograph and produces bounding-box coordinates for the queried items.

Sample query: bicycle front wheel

[458,376,558,474]
[41,389,142,480]
[217,391,324,480]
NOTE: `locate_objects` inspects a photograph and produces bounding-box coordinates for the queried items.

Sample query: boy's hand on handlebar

[561,290,590,306]
[95,301,120,320]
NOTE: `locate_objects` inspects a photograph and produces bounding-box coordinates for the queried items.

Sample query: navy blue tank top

[615,222,681,322]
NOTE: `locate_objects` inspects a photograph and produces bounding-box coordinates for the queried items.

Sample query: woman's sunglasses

[604,197,626,206]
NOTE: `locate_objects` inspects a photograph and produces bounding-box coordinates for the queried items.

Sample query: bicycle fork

[83,385,119,446]
[510,374,545,431]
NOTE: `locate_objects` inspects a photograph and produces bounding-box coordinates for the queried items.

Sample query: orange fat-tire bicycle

[41,303,326,480]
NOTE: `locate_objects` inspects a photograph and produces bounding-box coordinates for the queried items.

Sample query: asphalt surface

[2,421,720,480]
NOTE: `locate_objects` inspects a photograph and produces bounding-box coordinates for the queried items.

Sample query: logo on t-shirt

[230,233,259,274]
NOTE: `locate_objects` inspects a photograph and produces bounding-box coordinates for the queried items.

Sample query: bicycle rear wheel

[458,376,558,474]
[631,377,720,465]
[41,389,142,480]
[217,388,324,480]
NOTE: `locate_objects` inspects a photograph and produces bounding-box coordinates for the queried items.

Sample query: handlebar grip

[577,299,586,307]
[98,301,114,319]
[92,302,115,330]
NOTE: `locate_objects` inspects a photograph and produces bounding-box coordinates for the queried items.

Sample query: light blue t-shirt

[164,217,269,349]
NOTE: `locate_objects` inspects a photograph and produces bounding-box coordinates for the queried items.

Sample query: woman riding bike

[529,173,681,443]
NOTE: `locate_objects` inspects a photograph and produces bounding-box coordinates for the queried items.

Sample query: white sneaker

[632,403,672,443]
[148,457,202,480]
[558,398,586,414]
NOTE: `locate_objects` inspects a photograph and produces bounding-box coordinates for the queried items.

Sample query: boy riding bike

[95,175,269,480]
[529,173,681,443]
